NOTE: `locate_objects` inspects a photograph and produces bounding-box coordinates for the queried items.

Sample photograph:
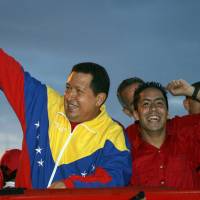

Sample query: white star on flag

[34,121,40,129]
[81,171,87,177]
[91,164,95,171]
[37,159,44,167]
[35,146,43,154]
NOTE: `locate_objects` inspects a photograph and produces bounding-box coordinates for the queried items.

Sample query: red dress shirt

[126,114,200,189]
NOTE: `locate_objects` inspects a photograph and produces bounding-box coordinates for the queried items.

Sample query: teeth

[148,116,159,121]
[68,103,77,109]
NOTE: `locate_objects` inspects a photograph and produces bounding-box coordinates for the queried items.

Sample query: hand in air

[166,79,193,97]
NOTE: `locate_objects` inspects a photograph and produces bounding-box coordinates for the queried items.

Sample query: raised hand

[166,79,194,97]
[49,181,66,189]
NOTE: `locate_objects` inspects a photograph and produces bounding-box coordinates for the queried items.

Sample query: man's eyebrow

[141,97,165,101]
[155,97,165,101]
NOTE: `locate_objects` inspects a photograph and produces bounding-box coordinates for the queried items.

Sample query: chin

[148,125,162,131]
[66,114,76,120]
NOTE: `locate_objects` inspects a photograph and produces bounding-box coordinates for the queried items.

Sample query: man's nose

[149,102,157,111]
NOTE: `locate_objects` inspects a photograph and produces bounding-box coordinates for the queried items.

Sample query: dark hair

[71,62,110,99]
[192,81,200,88]
[133,81,168,111]
[186,81,200,102]
[117,77,144,107]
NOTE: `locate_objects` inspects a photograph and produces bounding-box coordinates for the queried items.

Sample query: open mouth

[67,102,78,111]
[147,115,160,122]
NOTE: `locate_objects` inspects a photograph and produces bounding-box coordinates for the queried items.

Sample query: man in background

[117,77,144,118]
[117,77,144,149]
[183,81,200,114]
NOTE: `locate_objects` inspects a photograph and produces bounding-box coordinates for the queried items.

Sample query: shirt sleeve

[0,49,45,134]
[169,114,200,129]
[0,49,26,132]
[187,119,200,168]
[171,114,200,168]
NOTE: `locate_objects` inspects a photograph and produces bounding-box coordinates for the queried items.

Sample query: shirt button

[160,181,165,185]
[160,165,163,169]
[158,150,161,153]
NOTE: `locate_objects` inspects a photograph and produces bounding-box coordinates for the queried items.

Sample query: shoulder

[167,114,200,130]
[105,119,130,151]
[126,122,138,133]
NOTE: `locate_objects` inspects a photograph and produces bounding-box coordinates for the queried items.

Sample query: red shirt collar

[132,119,174,150]
[70,121,80,131]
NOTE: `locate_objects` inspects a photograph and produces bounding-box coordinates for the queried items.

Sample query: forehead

[121,83,140,99]
[67,72,92,87]
[139,87,165,101]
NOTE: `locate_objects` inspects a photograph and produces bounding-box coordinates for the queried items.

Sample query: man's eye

[65,84,70,89]
[143,102,149,107]
[77,89,83,94]
[65,85,72,92]
[157,101,164,106]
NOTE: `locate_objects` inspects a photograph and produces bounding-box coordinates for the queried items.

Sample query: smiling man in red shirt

[128,79,200,189]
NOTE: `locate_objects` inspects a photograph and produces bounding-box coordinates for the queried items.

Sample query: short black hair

[192,81,200,88]
[133,81,168,111]
[71,62,110,100]
[117,77,144,107]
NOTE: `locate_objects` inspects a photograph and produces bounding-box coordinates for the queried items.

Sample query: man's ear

[96,93,106,107]
[183,98,190,112]
[122,107,132,118]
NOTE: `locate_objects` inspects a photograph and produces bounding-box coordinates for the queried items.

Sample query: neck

[140,128,166,148]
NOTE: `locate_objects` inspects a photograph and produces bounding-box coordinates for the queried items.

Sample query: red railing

[0,186,200,200]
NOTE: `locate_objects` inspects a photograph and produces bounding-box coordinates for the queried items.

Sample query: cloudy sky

[0,0,200,155]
